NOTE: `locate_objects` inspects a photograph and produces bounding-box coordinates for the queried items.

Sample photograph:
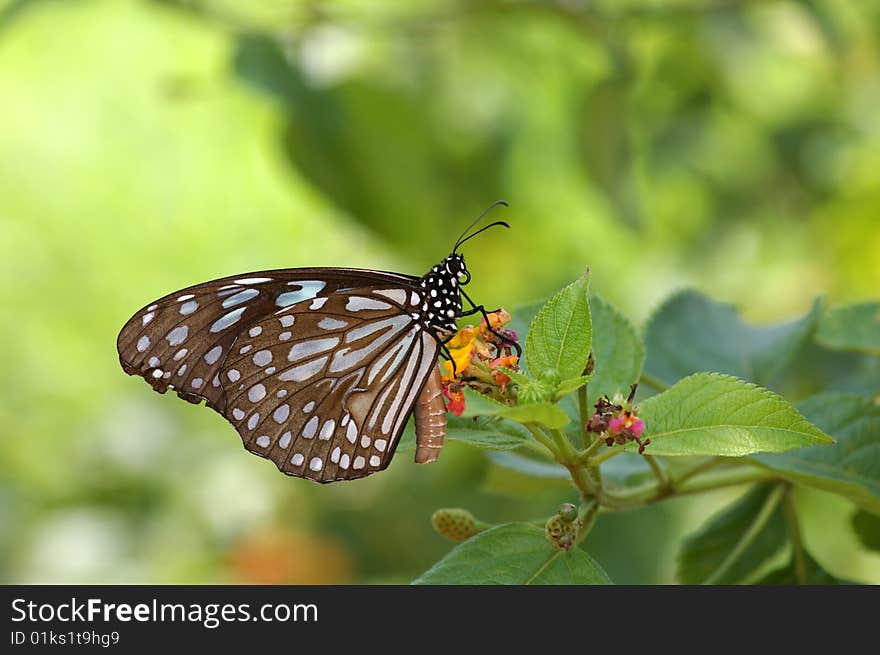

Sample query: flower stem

[574,499,600,546]
[639,372,669,393]
[702,484,785,585]
[782,485,807,585]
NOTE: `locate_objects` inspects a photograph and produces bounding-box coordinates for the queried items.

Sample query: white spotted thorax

[419,253,467,335]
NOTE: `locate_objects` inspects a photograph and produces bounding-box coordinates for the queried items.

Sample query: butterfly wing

[219,286,438,482]
[116,268,417,413]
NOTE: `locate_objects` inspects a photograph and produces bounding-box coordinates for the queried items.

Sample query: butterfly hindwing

[116,268,417,413]
[219,286,439,482]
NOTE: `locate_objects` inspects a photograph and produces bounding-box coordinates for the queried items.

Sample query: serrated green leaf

[636,373,833,456]
[589,295,644,406]
[525,272,592,381]
[461,388,570,429]
[852,509,880,551]
[753,393,880,514]
[413,523,612,585]
[445,416,532,450]
[644,291,822,386]
[555,375,592,399]
[816,301,880,355]
[677,484,788,584]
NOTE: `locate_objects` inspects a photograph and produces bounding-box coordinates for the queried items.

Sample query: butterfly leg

[438,338,458,377]
[458,288,523,357]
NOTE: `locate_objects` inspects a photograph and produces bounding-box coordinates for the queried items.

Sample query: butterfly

[116,201,519,483]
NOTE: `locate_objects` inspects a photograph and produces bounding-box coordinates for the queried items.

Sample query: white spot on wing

[310,297,327,310]
[173,348,188,361]
[248,384,266,402]
[369,455,381,467]
[302,416,319,438]
[319,419,336,440]
[275,281,326,308]
[318,317,348,331]
[373,289,407,305]
[205,346,223,365]
[279,432,292,448]
[346,296,392,312]
[303,401,315,413]
[210,307,246,333]
[137,335,151,352]
[287,337,339,362]
[353,456,366,470]
[291,453,304,466]
[249,326,262,337]
[278,356,328,382]
[273,404,290,424]
[179,301,198,315]
[309,457,323,472]
[142,312,155,325]
[253,350,272,366]
[331,447,341,463]
[235,277,273,284]
[247,413,260,430]
[177,294,195,302]
[279,315,295,328]
[232,408,245,421]
[339,454,350,469]
[256,436,271,448]
[375,439,387,452]
[346,421,357,444]
[191,378,203,389]
[222,289,259,309]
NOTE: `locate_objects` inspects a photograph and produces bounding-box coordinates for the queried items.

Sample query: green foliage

[413,524,611,585]
[816,302,880,355]
[587,295,644,406]
[644,292,822,387]
[677,485,788,584]
[754,553,846,585]
[525,271,592,383]
[461,388,570,429]
[636,373,833,456]
[753,394,880,514]
[4,0,880,587]
[852,510,880,552]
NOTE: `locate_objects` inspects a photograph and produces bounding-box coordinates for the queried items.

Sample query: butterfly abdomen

[413,367,446,464]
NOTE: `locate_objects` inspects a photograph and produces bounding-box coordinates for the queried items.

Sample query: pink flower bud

[630,418,645,438]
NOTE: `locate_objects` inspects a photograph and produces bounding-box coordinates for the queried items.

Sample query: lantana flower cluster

[440,309,520,416]
[586,384,649,454]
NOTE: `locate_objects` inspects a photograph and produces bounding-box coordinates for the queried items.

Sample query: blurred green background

[1,0,879,584]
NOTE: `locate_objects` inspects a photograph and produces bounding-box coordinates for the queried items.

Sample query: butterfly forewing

[219,286,438,482]
[116,268,418,413]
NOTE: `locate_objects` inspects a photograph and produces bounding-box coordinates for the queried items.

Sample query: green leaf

[637,373,834,456]
[754,552,849,585]
[816,302,880,355]
[487,452,569,479]
[677,484,788,584]
[445,416,532,451]
[554,374,592,399]
[644,291,822,386]
[413,523,612,585]
[588,295,645,406]
[752,393,880,514]
[852,510,880,551]
[461,388,570,429]
[525,271,592,382]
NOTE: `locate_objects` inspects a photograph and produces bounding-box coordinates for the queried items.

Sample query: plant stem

[702,484,785,585]
[639,372,669,393]
[643,454,670,491]
[524,424,558,456]
[602,464,775,510]
[574,499,600,547]
[589,443,627,465]
[674,457,724,486]
[782,485,807,585]
[577,383,593,449]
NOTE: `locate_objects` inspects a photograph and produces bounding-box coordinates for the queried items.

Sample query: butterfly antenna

[453,200,510,253]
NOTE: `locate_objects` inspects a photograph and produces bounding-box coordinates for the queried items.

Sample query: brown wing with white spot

[116,268,417,413]
[219,286,438,482]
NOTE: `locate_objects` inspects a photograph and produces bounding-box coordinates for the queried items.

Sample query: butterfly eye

[446,259,461,275]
